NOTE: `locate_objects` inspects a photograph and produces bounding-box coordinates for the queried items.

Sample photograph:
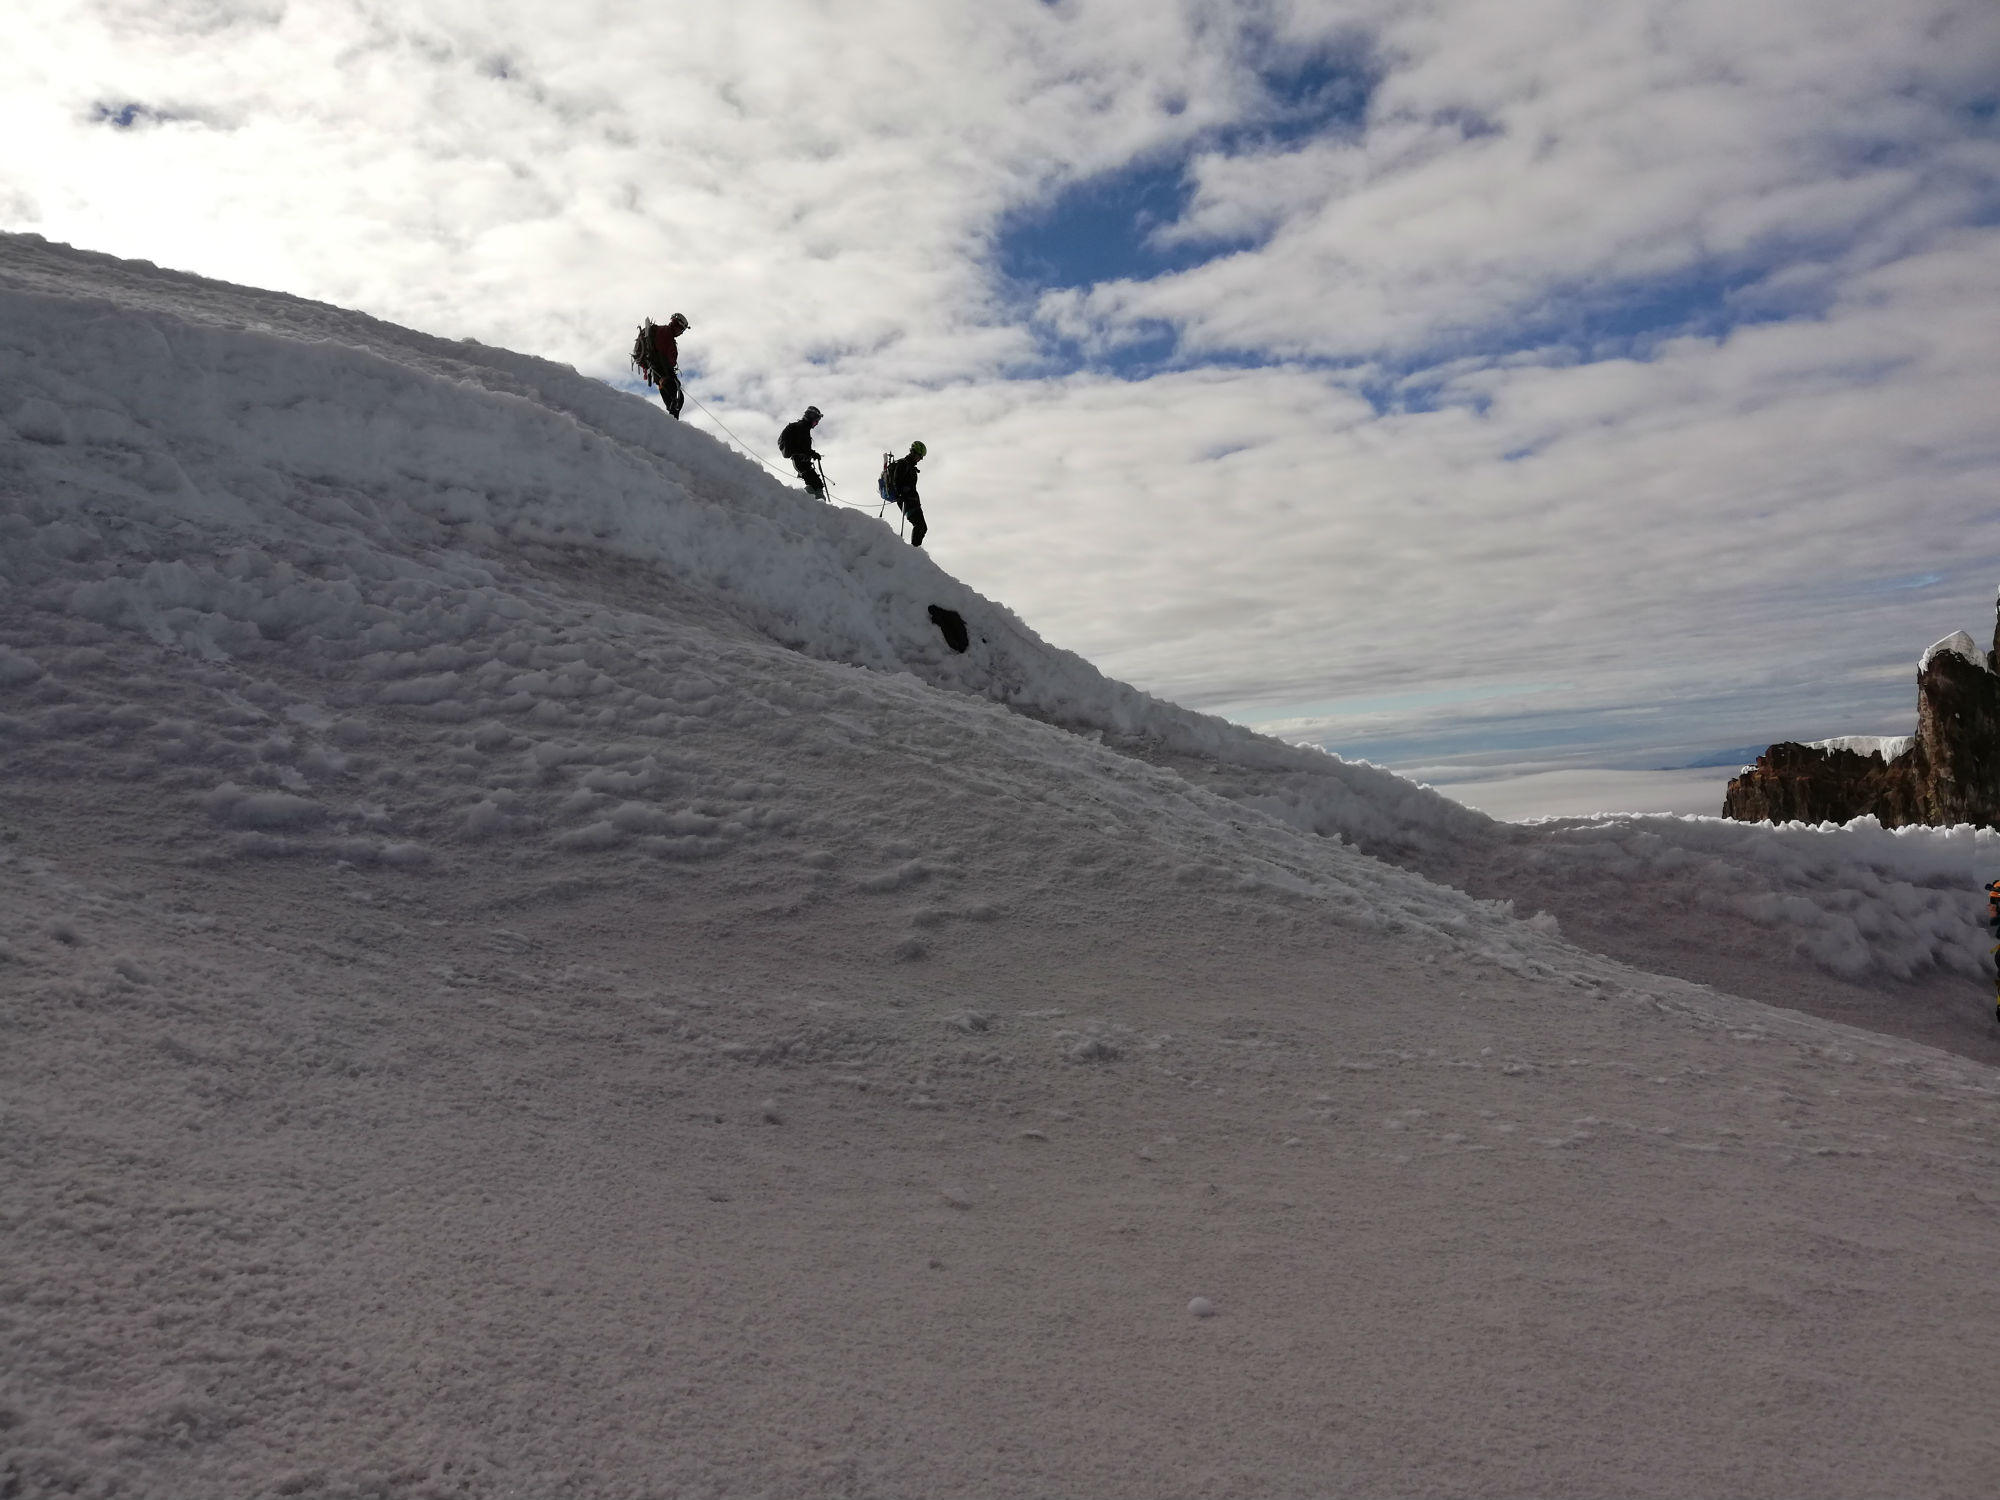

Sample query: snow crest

[1806,735,1916,762]
[0,231,1987,985]
[1920,630,1986,673]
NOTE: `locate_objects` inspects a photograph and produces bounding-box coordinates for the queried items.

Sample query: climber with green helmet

[882,440,928,547]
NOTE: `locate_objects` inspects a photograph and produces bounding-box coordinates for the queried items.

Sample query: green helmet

[909,440,926,459]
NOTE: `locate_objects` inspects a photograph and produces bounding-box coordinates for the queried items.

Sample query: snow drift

[0,231,1984,994]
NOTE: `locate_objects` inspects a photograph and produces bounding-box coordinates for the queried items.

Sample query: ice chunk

[1919,630,1986,673]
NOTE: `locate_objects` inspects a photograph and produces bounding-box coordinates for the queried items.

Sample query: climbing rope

[682,391,788,481]
[673,390,890,518]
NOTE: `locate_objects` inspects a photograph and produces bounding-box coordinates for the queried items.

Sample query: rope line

[687,393,894,515]
[659,381,896,521]
[682,391,789,481]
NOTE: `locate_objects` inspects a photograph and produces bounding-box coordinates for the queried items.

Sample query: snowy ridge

[0,230,1986,992]
[0,234,1527,972]
[1805,734,1916,762]
[0,232,1481,854]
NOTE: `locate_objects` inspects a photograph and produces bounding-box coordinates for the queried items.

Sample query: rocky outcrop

[1724,601,2000,829]
[1722,739,1924,826]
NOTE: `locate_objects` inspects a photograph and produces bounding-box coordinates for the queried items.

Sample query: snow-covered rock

[1920,629,1986,674]
[1727,603,2000,836]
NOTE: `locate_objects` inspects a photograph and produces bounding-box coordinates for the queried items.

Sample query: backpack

[877,452,896,505]
[631,320,658,387]
[778,421,806,461]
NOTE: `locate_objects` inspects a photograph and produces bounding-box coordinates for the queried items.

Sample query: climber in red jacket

[648,313,689,418]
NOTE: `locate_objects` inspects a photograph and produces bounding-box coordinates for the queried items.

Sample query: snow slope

[4,234,1999,1497]
[3,234,1986,997]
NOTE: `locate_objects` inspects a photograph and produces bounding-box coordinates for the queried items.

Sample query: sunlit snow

[3,233,1996,1497]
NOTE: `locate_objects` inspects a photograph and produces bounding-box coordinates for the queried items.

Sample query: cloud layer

[6,0,1999,790]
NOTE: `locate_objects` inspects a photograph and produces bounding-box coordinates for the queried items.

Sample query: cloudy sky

[8,0,2000,807]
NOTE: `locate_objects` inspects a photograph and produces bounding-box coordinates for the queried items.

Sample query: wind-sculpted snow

[0,230,1985,990]
[1509,812,1989,981]
[0,236,1529,968]
[0,243,1308,739]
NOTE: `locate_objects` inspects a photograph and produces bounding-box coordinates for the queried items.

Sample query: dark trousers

[901,496,927,547]
[791,456,824,498]
[659,372,683,419]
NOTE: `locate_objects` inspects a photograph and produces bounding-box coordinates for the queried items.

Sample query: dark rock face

[1913,647,2000,824]
[1724,604,2000,829]
[1721,740,1926,826]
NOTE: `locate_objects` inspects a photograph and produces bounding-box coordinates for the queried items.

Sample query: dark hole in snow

[928,606,968,653]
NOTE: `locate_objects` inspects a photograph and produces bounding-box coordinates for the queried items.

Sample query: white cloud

[3,0,1996,777]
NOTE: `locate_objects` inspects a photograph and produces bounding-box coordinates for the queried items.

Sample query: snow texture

[3,232,1998,1497]
[1920,629,1987,673]
[1807,735,1917,762]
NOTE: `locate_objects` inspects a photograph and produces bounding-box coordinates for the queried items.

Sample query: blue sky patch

[997,156,1222,292]
[1349,371,1486,418]
[995,30,1384,299]
[990,19,1909,399]
[1023,320,1183,383]
[1224,28,1383,153]
[91,101,171,129]
[1334,259,1840,414]
[1495,261,1826,364]
[1010,201,1842,389]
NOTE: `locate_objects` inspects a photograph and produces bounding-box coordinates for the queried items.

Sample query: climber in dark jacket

[884,440,927,547]
[777,406,825,498]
